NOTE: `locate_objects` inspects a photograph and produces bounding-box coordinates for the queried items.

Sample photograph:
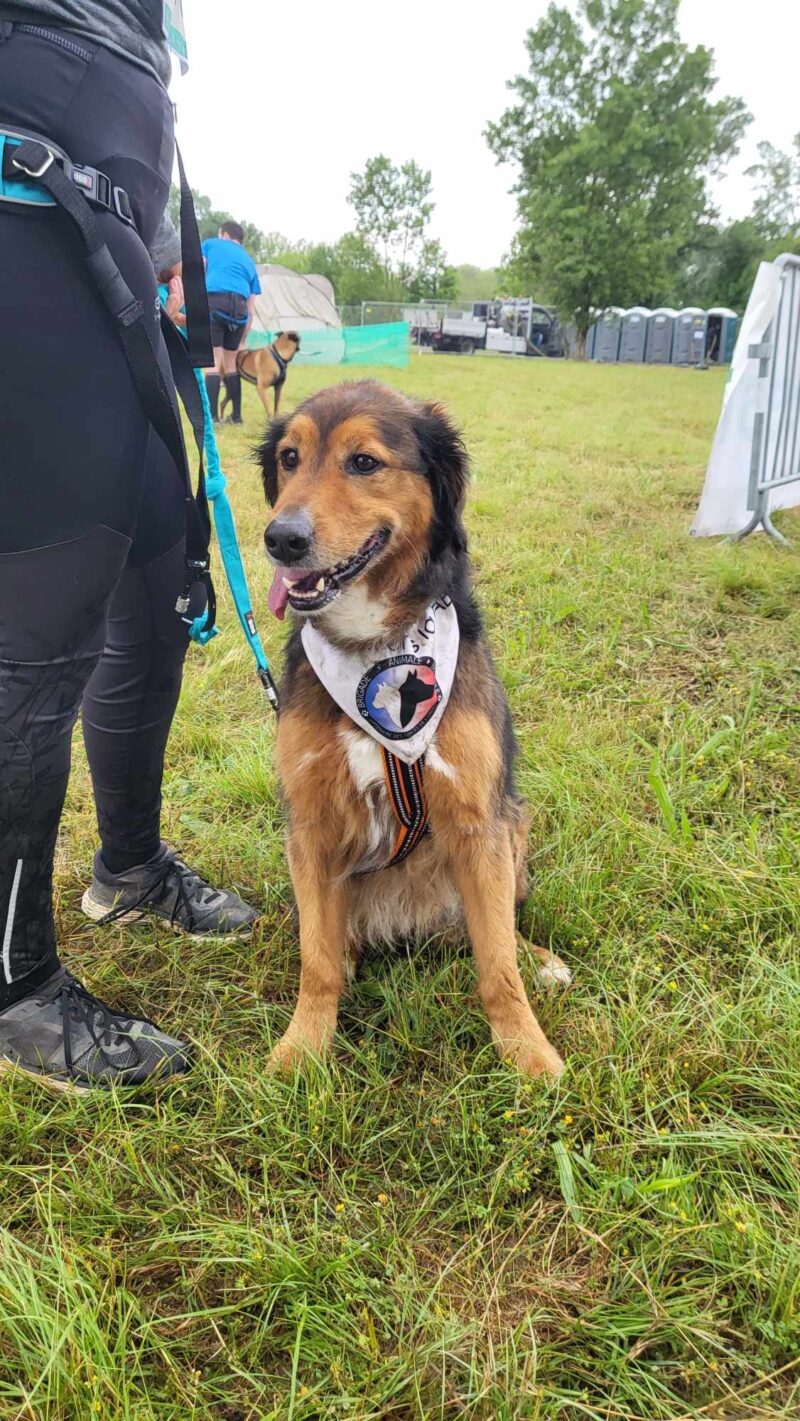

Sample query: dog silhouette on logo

[372,669,436,730]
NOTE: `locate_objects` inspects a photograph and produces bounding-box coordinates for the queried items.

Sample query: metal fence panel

[734,254,800,543]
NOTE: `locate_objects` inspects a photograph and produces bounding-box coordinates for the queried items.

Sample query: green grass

[3,355,800,1419]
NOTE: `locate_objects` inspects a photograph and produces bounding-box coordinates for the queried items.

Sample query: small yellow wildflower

[561,1113,573,1126]
[667,980,678,991]
[377,1193,389,1205]
[503,1109,515,1121]
[735,1220,748,1233]
[335,1202,346,1213]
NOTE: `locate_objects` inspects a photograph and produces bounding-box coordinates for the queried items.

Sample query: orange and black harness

[354,748,429,874]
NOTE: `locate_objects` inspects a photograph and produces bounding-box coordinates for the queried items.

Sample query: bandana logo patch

[356,656,441,740]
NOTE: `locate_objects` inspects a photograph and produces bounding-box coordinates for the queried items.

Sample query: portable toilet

[586,319,597,359]
[645,307,677,363]
[705,307,737,364]
[619,307,652,362]
[672,308,707,365]
[593,307,624,362]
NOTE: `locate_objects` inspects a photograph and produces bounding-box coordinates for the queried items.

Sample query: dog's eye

[279,448,299,471]
[350,454,381,475]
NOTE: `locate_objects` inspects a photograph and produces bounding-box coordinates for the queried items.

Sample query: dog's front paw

[497,1026,565,1080]
[509,1036,565,1080]
[266,1032,307,1073]
[266,1012,336,1073]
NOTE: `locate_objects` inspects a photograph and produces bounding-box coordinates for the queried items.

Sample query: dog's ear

[257,414,289,506]
[412,401,469,557]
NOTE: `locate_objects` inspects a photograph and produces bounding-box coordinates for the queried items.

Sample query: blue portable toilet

[619,307,652,362]
[645,308,677,363]
[673,308,707,365]
[705,307,738,364]
[593,307,624,362]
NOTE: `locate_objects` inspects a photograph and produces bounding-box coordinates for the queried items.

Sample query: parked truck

[429,299,567,357]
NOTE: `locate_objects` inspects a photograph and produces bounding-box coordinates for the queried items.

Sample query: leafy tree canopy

[486,0,750,338]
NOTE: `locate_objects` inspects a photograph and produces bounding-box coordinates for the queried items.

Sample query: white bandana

[301,597,459,765]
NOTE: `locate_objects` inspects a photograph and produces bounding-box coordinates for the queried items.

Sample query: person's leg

[0,26,196,1085]
[80,423,258,937]
[0,201,156,996]
[204,303,225,418]
[81,436,188,876]
[221,342,242,423]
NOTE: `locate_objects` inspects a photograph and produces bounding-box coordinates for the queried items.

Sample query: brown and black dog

[229,331,301,418]
[258,380,569,1077]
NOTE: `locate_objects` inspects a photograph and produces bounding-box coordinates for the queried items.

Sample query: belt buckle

[11,145,54,179]
[113,186,134,226]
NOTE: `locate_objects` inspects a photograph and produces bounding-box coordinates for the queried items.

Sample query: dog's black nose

[265,511,314,565]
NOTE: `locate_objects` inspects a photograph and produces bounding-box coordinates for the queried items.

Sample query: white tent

[250,264,341,335]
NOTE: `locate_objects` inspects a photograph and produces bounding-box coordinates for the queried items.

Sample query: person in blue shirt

[202,221,261,425]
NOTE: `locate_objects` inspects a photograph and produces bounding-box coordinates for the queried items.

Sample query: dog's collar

[302,597,459,765]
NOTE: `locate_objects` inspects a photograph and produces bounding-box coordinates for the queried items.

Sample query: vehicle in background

[429,299,568,357]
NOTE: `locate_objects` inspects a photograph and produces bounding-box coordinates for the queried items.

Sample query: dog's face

[258,381,468,627]
[276,331,301,358]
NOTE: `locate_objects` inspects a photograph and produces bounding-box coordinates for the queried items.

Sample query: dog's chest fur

[338,726,462,945]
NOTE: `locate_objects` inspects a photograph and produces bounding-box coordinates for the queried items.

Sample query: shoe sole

[0,1055,190,1094]
[81,887,256,941]
[0,1057,91,1093]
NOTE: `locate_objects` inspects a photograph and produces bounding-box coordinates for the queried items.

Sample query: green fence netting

[246,322,409,369]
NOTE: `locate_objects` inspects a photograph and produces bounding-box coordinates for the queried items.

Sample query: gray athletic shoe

[0,969,190,1091]
[82,843,258,938]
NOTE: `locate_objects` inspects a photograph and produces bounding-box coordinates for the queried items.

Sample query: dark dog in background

[258,380,570,1077]
[226,331,301,418]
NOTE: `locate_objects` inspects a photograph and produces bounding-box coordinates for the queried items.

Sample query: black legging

[0,26,188,1007]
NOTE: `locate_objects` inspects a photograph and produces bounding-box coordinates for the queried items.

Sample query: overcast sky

[173,1,799,269]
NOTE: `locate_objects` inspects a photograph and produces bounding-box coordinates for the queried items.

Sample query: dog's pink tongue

[268,567,308,621]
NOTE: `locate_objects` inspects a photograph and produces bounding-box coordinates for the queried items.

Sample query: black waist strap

[9,134,214,626]
[2,131,135,225]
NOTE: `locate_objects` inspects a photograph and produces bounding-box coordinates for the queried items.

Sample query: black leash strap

[10,136,214,617]
[174,143,213,370]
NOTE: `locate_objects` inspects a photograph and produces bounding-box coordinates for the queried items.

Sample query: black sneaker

[223,415,243,426]
[0,969,190,1091]
[82,843,258,938]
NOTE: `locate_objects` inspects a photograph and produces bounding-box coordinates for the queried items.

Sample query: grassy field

[2,354,800,1420]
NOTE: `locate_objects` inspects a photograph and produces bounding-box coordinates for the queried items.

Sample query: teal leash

[187,371,279,710]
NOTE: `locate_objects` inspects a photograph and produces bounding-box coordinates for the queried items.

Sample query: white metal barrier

[735,254,800,543]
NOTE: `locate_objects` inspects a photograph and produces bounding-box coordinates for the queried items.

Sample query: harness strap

[379,748,430,869]
[270,342,288,379]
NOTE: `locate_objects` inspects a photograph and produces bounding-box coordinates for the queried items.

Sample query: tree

[672,219,765,312]
[329,233,390,305]
[405,239,458,302]
[485,0,750,349]
[454,264,501,302]
[746,134,800,240]
[348,156,434,292]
